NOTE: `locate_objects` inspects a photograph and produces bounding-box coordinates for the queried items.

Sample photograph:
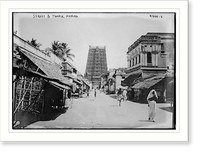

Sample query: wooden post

[18,76,23,110]
[29,77,33,105]
[13,77,34,114]
[22,76,27,109]
[13,75,17,124]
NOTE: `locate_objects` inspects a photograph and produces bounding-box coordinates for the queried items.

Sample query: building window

[147,52,152,64]
[154,45,156,51]
[138,55,140,64]
[161,44,164,50]
[135,56,137,65]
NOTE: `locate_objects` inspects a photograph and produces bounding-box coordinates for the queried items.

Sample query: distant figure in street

[68,89,73,108]
[147,89,158,122]
[68,90,72,101]
[90,88,95,101]
[122,89,127,102]
[64,91,69,109]
[117,88,123,106]
[94,89,97,97]
[87,90,89,97]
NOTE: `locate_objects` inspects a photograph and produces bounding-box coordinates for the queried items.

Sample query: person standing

[123,89,127,102]
[87,90,89,97]
[68,89,72,108]
[64,90,69,109]
[68,89,72,101]
[90,88,95,101]
[94,88,97,98]
[147,89,158,122]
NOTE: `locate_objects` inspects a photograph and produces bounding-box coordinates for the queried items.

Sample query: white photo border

[0,1,188,141]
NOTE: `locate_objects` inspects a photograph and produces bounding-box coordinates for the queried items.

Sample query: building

[115,68,127,89]
[100,68,127,94]
[126,32,174,78]
[84,46,108,88]
[123,32,174,103]
[146,32,174,71]
[13,34,72,128]
[12,34,89,128]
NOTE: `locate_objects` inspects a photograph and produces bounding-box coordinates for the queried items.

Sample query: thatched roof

[121,73,142,87]
[131,73,172,89]
[19,50,71,87]
[132,75,164,89]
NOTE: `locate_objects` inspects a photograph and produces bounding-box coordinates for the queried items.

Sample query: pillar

[155,54,158,66]
[152,53,155,66]
[144,53,147,66]
[141,53,144,66]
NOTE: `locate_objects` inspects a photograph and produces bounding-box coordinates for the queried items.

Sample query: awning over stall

[132,74,165,89]
[49,81,70,90]
[16,49,72,88]
[121,73,142,86]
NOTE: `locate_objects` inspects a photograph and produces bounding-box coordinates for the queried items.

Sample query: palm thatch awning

[132,74,166,89]
[15,49,72,87]
[121,73,142,87]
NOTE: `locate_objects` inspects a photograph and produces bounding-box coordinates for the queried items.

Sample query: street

[26,90,174,129]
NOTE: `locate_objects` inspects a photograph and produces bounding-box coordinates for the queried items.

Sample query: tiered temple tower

[84,46,108,88]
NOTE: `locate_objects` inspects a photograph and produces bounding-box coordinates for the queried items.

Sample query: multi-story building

[84,46,108,88]
[124,32,174,103]
[126,32,174,78]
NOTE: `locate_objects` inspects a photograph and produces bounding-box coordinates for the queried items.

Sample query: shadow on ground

[159,106,173,113]
[13,108,68,129]
[139,120,155,123]
[109,94,118,100]
[40,108,68,121]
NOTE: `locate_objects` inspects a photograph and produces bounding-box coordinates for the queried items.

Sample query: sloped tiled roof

[20,50,71,86]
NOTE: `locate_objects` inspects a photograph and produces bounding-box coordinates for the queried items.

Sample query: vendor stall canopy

[16,48,72,87]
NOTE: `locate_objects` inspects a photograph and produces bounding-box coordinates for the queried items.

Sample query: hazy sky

[14,12,174,75]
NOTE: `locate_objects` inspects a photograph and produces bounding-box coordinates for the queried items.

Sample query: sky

[14,12,174,75]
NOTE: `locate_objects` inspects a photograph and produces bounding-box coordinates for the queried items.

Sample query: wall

[162,40,174,69]
[115,75,122,88]
[158,52,167,68]
[142,70,166,78]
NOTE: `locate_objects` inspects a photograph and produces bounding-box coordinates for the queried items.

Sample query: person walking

[147,89,158,122]
[117,88,123,106]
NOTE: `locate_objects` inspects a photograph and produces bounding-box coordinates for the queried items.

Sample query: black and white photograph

[12,11,176,130]
[0,0,191,146]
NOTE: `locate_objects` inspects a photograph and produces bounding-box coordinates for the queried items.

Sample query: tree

[60,42,75,61]
[28,38,42,49]
[50,41,75,61]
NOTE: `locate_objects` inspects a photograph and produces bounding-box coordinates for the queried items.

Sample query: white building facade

[126,33,174,78]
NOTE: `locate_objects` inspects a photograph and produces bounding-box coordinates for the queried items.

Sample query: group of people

[117,88,127,106]
[117,88,158,122]
[86,88,97,101]
[67,86,158,123]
